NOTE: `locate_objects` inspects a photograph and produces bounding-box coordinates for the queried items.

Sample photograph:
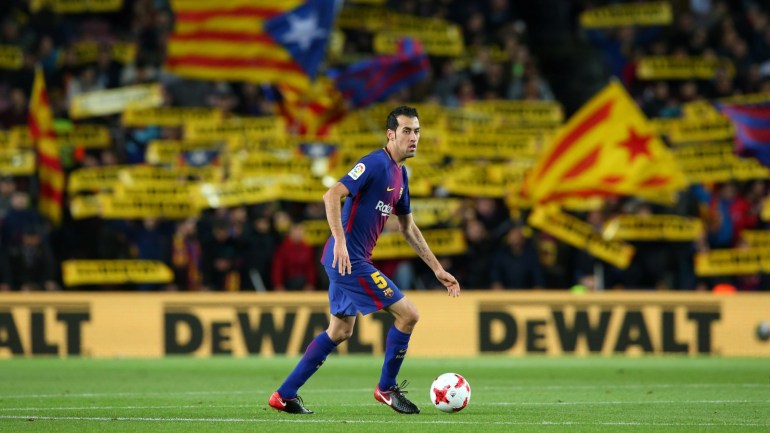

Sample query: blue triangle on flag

[264,0,336,80]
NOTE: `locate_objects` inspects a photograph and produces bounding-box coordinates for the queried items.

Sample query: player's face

[391,115,420,160]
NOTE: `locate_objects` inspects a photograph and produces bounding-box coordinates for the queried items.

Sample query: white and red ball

[429,372,471,413]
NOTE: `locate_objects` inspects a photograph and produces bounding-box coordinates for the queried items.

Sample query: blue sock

[378,325,411,391]
[278,332,337,398]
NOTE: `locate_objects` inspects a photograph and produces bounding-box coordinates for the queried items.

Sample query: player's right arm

[323,182,352,275]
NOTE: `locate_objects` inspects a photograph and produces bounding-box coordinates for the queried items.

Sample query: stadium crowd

[1,0,770,292]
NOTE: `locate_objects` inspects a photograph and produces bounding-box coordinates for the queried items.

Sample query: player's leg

[269,316,355,414]
[374,297,421,414]
[380,296,418,389]
[270,268,358,414]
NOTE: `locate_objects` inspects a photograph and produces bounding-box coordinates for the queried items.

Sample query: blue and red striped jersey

[321,148,411,266]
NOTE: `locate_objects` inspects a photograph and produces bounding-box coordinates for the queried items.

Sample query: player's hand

[332,240,352,275]
[435,269,460,297]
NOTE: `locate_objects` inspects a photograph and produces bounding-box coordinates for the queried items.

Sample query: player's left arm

[397,213,460,297]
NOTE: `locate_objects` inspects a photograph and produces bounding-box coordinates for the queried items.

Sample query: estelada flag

[522,81,687,204]
[165,0,337,88]
[278,76,347,139]
[28,67,64,226]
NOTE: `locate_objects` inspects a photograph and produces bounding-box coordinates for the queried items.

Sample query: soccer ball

[430,372,471,413]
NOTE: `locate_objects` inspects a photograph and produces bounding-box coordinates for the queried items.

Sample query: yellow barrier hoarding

[1,292,768,358]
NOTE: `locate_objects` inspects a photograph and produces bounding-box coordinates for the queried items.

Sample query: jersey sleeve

[395,166,411,215]
[339,154,377,196]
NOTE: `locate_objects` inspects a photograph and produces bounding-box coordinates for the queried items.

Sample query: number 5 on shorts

[370,271,389,289]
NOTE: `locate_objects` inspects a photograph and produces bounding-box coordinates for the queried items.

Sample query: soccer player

[269,106,461,415]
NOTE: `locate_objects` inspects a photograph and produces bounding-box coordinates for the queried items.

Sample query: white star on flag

[280,12,328,51]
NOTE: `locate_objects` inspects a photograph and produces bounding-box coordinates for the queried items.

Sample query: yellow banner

[410,198,463,227]
[114,182,197,200]
[302,219,331,246]
[119,165,223,185]
[373,28,464,57]
[666,117,734,143]
[339,8,459,33]
[445,133,539,159]
[69,195,102,220]
[69,41,137,65]
[371,228,466,260]
[184,116,285,141]
[123,107,222,127]
[443,170,508,198]
[580,2,672,28]
[528,206,635,269]
[676,153,769,184]
[31,0,123,12]
[195,178,278,209]
[70,83,163,119]
[229,152,312,178]
[62,260,172,286]
[278,178,329,203]
[4,126,31,148]
[0,45,23,69]
[681,101,721,120]
[717,92,770,105]
[741,230,770,247]
[465,100,563,125]
[101,195,200,219]
[57,124,112,148]
[0,149,35,175]
[602,215,704,241]
[0,124,109,149]
[145,140,225,165]
[637,56,735,80]
[68,165,126,193]
[695,248,770,276]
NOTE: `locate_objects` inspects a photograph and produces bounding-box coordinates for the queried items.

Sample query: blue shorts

[325,262,404,316]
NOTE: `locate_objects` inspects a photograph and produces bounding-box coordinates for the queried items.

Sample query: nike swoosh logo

[386,187,395,191]
[379,390,392,405]
[279,399,287,407]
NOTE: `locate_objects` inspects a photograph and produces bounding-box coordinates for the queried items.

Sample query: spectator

[245,215,278,292]
[0,87,27,128]
[201,219,240,291]
[170,218,202,291]
[0,223,58,291]
[1,191,45,248]
[457,217,494,289]
[271,222,316,291]
[490,223,544,289]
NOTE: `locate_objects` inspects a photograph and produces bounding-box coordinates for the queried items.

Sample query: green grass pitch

[0,356,768,432]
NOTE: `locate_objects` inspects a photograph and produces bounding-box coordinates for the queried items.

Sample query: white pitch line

[0,399,768,412]
[1,383,764,400]
[0,415,767,427]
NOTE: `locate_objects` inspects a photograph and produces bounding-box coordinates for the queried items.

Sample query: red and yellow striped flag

[278,77,347,138]
[28,67,64,226]
[522,81,687,204]
[165,0,312,88]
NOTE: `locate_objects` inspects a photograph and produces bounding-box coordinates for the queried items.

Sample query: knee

[398,306,420,329]
[327,327,353,344]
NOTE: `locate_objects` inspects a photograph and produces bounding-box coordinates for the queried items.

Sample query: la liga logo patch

[348,163,366,180]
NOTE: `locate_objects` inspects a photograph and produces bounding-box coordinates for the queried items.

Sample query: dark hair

[386,106,419,131]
